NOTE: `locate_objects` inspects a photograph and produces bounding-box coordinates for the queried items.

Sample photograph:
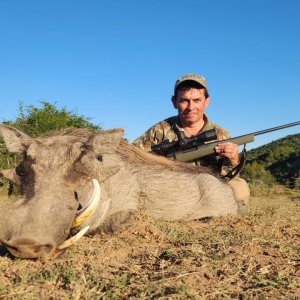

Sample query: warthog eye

[16,165,26,177]
[96,155,103,162]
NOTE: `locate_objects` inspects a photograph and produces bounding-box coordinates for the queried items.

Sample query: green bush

[242,161,276,186]
[5,101,99,137]
[0,101,100,170]
[242,133,300,188]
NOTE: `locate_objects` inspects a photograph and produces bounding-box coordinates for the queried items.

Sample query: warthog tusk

[57,226,90,250]
[72,179,101,229]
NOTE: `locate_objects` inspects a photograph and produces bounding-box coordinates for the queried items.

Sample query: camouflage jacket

[133,115,237,176]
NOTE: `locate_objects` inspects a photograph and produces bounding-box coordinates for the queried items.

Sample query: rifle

[151,121,300,163]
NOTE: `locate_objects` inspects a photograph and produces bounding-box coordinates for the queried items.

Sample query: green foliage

[4,101,100,137]
[242,133,300,188]
[0,101,100,170]
[242,161,275,186]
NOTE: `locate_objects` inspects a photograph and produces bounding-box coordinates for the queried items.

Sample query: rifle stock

[172,134,255,162]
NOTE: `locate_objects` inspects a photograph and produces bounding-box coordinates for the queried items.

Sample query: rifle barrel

[251,121,300,136]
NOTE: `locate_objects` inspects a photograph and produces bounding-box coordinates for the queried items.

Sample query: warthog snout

[1,238,57,259]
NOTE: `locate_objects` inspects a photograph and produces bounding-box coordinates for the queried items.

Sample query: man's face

[172,88,210,126]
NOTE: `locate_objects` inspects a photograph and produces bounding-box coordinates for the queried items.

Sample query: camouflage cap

[174,73,208,92]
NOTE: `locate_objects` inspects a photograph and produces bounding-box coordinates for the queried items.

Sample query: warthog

[0,124,238,258]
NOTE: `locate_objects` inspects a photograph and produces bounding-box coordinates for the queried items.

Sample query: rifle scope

[151,129,217,155]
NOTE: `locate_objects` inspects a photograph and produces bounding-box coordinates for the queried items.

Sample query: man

[133,73,250,206]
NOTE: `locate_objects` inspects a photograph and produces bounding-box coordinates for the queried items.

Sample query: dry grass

[0,187,299,299]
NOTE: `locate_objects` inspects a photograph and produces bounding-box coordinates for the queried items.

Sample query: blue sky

[1,0,299,149]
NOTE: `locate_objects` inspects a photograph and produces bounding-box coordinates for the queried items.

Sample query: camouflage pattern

[133,114,235,176]
[174,73,208,92]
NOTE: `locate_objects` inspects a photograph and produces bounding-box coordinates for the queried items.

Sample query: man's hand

[215,142,239,165]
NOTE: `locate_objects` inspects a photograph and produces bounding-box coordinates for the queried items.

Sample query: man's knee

[228,177,250,207]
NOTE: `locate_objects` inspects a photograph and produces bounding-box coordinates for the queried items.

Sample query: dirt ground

[0,190,299,299]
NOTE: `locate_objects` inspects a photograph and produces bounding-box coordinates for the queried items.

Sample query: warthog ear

[0,124,33,153]
[92,128,124,154]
